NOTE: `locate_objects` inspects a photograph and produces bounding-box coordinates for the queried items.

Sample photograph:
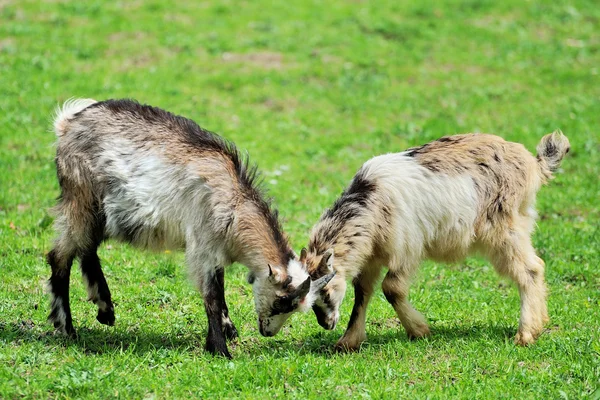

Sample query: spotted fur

[304,131,569,351]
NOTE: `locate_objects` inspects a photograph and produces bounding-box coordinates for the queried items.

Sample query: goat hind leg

[47,247,76,337]
[490,237,547,346]
[80,249,115,326]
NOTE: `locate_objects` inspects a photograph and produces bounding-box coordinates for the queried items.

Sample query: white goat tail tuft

[53,98,97,136]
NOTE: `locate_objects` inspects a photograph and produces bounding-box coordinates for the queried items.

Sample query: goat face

[250,260,311,337]
[250,259,336,336]
[311,275,345,330]
[300,248,345,330]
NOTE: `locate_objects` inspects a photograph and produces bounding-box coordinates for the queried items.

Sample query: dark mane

[309,170,376,253]
[94,99,294,264]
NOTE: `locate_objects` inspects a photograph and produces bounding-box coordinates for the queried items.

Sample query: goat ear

[318,248,335,274]
[247,272,256,284]
[299,247,308,264]
[268,264,283,284]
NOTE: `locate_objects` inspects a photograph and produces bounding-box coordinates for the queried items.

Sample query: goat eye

[270,296,295,316]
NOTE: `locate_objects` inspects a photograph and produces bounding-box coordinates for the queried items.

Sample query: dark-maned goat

[301,132,569,350]
[47,99,334,358]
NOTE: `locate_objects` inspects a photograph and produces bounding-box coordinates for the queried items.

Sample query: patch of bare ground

[104,32,187,71]
[221,51,285,70]
[470,14,518,30]
[107,31,149,43]
[0,37,15,50]
[310,49,345,65]
[261,97,298,112]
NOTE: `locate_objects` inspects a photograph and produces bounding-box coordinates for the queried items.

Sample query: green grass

[1,0,599,398]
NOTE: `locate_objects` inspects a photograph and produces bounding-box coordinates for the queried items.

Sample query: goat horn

[311,271,336,291]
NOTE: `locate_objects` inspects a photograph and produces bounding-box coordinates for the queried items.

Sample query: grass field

[1,0,599,398]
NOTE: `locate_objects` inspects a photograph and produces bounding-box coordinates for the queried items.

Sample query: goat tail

[536,130,570,180]
[53,98,97,136]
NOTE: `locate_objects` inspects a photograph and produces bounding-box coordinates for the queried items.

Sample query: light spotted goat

[47,98,334,358]
[301,132,570,350]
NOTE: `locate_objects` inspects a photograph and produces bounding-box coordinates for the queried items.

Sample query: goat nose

[259,322,274,337]
[328,315,339,330]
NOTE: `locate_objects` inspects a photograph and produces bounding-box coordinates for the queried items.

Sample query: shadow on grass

[0,319,342,358]
[0,320,204,355]
[364,322,516,346]
[246,322,517,358]
[0,319,517,358]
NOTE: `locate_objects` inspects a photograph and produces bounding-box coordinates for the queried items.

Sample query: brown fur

[47,98,300,358]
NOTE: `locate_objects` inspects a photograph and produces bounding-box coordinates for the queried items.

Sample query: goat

[47,98,334,358]
[301,131,570,351]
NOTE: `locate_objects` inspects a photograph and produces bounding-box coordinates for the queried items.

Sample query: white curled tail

[53,98,97,136]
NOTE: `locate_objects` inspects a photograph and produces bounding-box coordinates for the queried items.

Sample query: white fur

[48,290,67,332]
[82,275,109,312]
[53,98,97,136]
[364,153,479,268]
[312,154,481,336]
[286,259,314,312]
[97,139,234,293]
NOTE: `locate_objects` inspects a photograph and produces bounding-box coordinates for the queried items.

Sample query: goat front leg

[216,267,238,341]
[187,237,233,357]
[336,264,382,352]
[201,268,232,358]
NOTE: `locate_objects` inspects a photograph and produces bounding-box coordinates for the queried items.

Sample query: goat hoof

[53,322,77,338]
[514,331,535,346]
[205,339,232,359]
[334,343,361,353]
[407,324,431,340]
[223,323,238,341]
[66,323,77,338]
[335,336,364,353]
[97,309,115,326]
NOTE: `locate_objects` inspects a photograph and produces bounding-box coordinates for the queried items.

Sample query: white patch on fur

[82,275,109,311]
[221,313,230,327]
[97,300,109,312]
[312,154,479,321]
[53,98,97,136]
[363,153,478,266]
[286,259,314,312]
[101,140,211,251]
[82,275,98,302]
[99,139,237,299]
[48,287,67,331]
